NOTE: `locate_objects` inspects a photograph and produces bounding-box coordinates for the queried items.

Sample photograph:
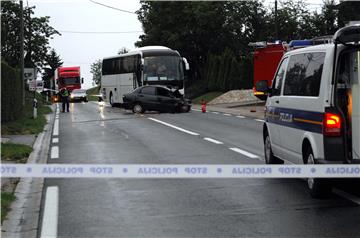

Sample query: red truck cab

[249,42,287,100]
[55,66,82,92]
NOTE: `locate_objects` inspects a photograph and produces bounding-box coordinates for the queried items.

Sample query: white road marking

[52,138,59,144]
[50,146,59,159]
[191,109,202,112]
[53,119,59,136]
[203,137,224,145]
[255,119,265,122]
[211,112,219,114]
[333,188,360,206]
[148,118,199,136]
[41,186,59,238]
[236,115,245,119]
[223,114,232,116]
[229,147,259,159]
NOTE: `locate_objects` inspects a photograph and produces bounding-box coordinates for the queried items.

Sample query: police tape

[1,164,360,178]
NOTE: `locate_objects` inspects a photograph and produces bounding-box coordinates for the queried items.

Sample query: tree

[42,49,63,89]
[1,1,60,69]
[90,59,102,85]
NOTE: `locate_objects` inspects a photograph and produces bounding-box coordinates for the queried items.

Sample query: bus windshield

[60,77,80,85]
[143,56,184,82]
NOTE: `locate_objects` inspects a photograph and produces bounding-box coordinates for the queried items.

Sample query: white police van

[256,25,360,198]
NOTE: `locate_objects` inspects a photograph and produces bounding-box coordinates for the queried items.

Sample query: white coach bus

[101,46,189,107]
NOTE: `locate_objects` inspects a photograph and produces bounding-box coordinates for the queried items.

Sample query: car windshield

[143,55,184,82]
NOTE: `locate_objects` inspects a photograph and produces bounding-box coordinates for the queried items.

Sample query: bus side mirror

[183,57,190,71]
[255,80,269,93]
[81,78,84,84]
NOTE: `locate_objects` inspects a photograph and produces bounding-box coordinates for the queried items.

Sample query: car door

[156,87,176,112]
[138,86,157,110]
[266,57,289,158]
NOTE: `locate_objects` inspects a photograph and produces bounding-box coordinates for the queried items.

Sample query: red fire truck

[52,66,83,102]
[249,37,332,100]
[249,42,287,100]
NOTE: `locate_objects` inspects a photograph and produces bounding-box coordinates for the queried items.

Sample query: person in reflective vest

[60,88,70,112]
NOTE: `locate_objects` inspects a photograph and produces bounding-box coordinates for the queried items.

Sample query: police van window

[140,86,156,95]
[284,52,325,96]
[272,57,289,96]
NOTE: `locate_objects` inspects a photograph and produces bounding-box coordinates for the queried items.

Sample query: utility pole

[275,0,278,40]
[20,0,25,106]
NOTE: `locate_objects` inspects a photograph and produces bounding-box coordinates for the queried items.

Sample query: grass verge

[192,91,223,104]
[1,92,52,135]
[1,192,16,223]
[86,86,100,101]
[1,143,33,163]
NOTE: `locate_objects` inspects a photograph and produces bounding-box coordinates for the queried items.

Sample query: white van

[256,25,360,198]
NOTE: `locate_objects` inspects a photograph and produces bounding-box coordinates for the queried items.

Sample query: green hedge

[203,48,253,92]
[1,61,23,122]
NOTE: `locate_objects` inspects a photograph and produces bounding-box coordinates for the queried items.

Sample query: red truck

[52,66,83,102]
[249,38,332,100]
[249,42,287,100]
[54,66,83,92]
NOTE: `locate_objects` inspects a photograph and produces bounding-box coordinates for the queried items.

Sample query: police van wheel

[264,131,283,164]
[305,147,332,199]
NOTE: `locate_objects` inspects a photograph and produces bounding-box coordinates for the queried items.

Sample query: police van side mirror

[255,80,269,93]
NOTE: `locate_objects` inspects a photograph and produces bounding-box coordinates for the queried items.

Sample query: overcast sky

[29,0,325,89]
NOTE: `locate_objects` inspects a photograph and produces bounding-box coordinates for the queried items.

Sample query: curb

[1,105,56,238]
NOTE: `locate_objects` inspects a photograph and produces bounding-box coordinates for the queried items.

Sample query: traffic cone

[201,100,207,113]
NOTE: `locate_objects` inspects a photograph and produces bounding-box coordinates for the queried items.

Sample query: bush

[1,61,23,122]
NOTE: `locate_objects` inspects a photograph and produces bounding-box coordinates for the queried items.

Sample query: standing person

[60,88,70,112]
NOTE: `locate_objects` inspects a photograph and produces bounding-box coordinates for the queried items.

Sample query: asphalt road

[43,102,360,238]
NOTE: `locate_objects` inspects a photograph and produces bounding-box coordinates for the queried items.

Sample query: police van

[256,25,360,198]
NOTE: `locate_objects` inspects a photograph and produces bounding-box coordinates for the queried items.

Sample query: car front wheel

[133,103,144,114]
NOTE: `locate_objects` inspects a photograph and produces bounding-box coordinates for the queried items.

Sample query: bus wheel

[133,103,144,114]
[109,92,115,107]
[304,146,332,199]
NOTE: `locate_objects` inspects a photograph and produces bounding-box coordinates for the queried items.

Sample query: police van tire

[304,147,332,199]
[264,131,283,164]
[109,92,115,107]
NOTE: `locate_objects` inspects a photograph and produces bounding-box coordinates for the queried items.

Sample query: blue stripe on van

[265,106,323,134]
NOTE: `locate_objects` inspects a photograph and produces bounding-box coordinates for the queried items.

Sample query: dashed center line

[53,119,59,136]
[52,138,59,144]
[148,118,199,136]
[50,146,59,159]
[191,109,202,112]
[236,115,245,119]
[255,119,265,122]
[229,147,259,159]
[223,114,232,116]
[41,186,59,238]
[203,137,224,144]
[211,112,220,114]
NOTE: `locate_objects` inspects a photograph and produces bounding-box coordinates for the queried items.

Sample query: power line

[58,30,143,34]
[89,0,137,14]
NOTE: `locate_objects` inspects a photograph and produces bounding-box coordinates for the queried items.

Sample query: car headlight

[70,95,74,98]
